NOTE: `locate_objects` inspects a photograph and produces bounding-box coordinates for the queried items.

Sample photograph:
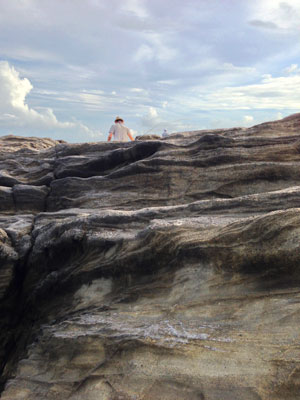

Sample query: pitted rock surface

[1,114,300,400]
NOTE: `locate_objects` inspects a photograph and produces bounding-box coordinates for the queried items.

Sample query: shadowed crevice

[54,141,165,179]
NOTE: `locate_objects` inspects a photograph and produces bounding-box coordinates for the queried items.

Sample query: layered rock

[1,114,300,400]
[0,135,65,152]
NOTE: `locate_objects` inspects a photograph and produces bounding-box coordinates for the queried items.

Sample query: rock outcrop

[1,114,300,400]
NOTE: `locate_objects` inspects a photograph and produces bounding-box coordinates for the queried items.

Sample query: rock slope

[1,113,300,400]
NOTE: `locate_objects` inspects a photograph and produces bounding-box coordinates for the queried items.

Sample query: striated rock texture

[0,135,65,153]
[1,114,300,399]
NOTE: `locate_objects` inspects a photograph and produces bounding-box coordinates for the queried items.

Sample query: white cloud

[134,32,177,63]
[284,63,300,74]
[250,0,300,32]
[156,79,179,86]
[244,115,254,123]
[181,71,300,111]
[148,107,157,118]
[134,44,154,62]
[121,0,148,18]
[148,33,177,62]
[138,107,191,134]
[34,89,107,111]
[78,93,103,106]
[220,63,256,74]
[0,61,96,138]
[130,87,145,93]
[66,65,97,80]
[33,85,150,115]
[129,128,138,136]
[140,106,161,128]
[0,46,61,63]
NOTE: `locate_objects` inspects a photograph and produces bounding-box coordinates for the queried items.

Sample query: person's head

[115,116,124,123]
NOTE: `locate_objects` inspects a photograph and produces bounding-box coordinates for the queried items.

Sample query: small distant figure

[107,116,134,142]
[162,129,169,138]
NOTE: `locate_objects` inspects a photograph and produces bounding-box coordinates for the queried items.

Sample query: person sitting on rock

[162,129,169,138]
[107,116,134,142]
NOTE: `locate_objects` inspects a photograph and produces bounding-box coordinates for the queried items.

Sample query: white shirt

[109,123,131,142]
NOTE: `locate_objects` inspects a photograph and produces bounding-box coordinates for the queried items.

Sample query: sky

[0,0,299,142]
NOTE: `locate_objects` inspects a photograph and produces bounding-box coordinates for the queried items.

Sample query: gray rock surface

[0,135,65,152]
[1,114,300,399]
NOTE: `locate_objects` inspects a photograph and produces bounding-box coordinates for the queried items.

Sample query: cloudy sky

[0,0,299,142]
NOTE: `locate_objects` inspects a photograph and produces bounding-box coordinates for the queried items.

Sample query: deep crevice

[0,215,38,393]
[54,141,164,179]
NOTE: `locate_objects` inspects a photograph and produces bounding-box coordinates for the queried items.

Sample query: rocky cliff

[1,114,300,400]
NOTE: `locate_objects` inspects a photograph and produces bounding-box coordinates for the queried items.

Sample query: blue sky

[0,0,299,142]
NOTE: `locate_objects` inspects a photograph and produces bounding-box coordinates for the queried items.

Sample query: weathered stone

[135,134,162,140]
[0,150,55,187]
[0,228,18,300]
[1,115,300,399]
[0,187,14,213]
[13,185,49,212]
[0,215,34,261]
[0,134,64,152]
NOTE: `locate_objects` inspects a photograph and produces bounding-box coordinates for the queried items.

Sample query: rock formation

[1,113,300,399]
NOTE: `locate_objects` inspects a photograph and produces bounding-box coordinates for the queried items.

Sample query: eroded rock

[1,115,300,399]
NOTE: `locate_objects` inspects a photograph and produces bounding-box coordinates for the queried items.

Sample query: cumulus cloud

[242,115,255,127]
[0,61,97,139]
[244,115,254,123]
[139,106,192,134]
[140,106,160,128]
